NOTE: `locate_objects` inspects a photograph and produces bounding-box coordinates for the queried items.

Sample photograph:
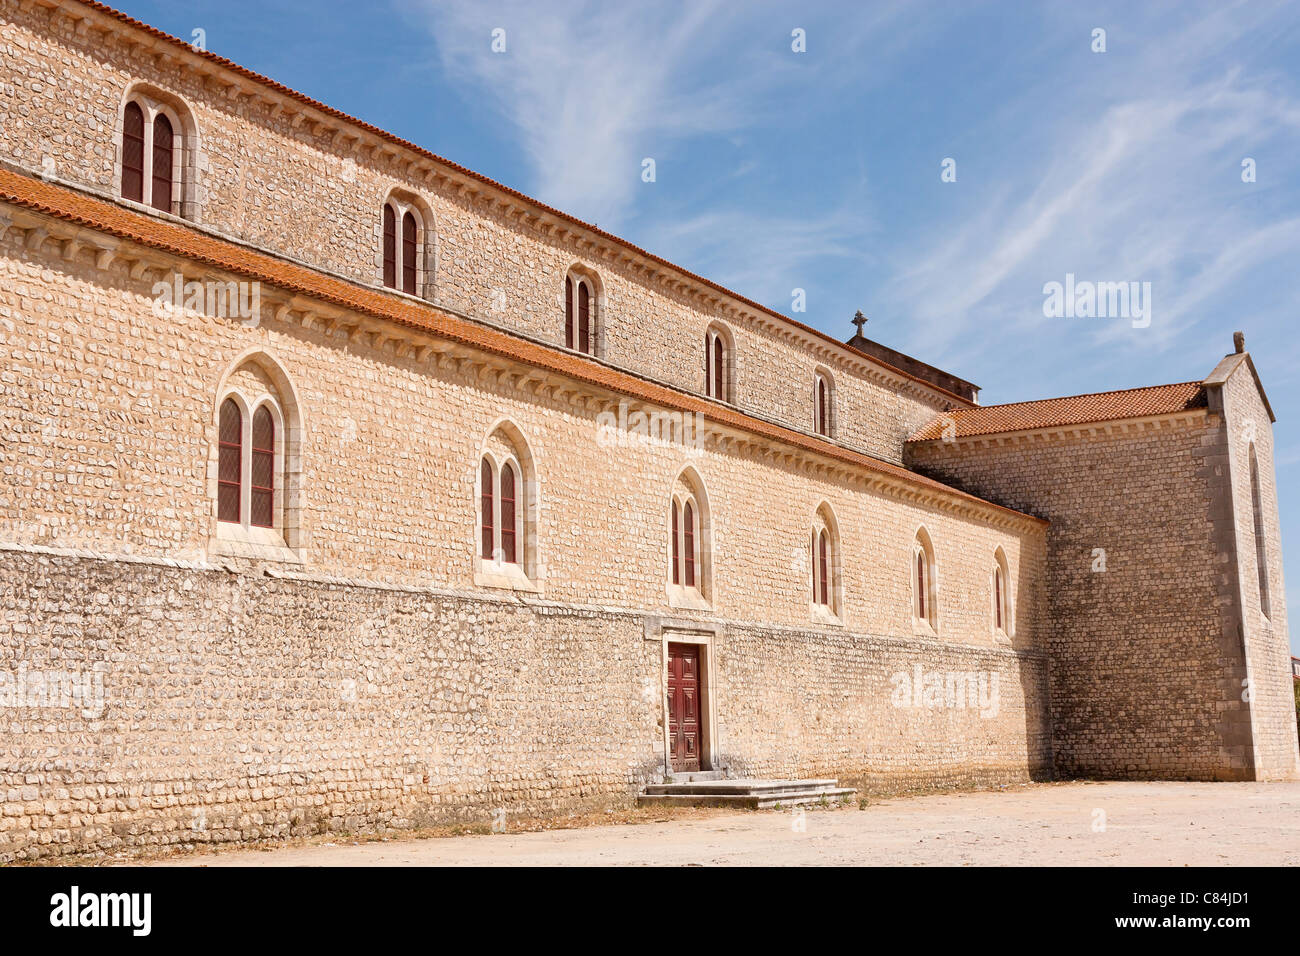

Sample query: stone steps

[637,777,857,809]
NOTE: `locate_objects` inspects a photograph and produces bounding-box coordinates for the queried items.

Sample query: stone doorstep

[643,777,841,795]
[665,770,727,783]
[637,787,858,810]
[638,777,857,809]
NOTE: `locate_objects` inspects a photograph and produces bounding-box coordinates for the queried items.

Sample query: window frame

[563,270,599,356]
[381,198,426,297]
[809,505,843,623]
[667,478,710,610]
[704,325,734,403]
[991,547,1012,642]
[118,94,186,216]
[474,426,539,594]
[478,451,524,569]
[813,370,834,438]
[213,390,286,543]
[912,530,938,633]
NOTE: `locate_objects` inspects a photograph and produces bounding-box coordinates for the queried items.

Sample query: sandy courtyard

[137,780,1300,867]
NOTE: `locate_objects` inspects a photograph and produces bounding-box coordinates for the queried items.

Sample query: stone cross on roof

[852,311,868,336]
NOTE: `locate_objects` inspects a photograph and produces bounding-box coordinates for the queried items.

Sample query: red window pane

[811,530,816,601]
[500,461,517,565]
[994,567,1003,629]
[402,211,417,295]
[151,113,174,213]
[250,406,274,528]
[480,459,494,560]
[713,336,724,400]
[382,204,396,289]
[217,398,241,523]
[917,553,926,619]
[707,335,717,395]
[122,102,145,203]
[683,501,696,588]
[817,378,828,435]
[818,531,829,606]
[578,282,591,354]
[671,501,680,585]
[564,276,574,349]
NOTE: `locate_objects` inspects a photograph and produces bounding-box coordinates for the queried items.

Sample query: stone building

[0,0,1294,860]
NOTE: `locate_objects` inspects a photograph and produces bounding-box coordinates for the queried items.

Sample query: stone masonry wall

[1219,364,1300,779]
[0,550,1050,862]
[0,0,957,464]
[907,417,1260,780]
[0,235,1046,643]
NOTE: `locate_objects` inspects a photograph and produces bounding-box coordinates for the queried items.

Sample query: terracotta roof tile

[53,0,972,407]
[0,166,1045,527]
[907,382,1207,442]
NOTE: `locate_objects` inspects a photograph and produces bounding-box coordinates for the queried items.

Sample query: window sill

[377,283,435,307]
[116,194,189,225]
[210,523,302,564]
[992,630,1013,646]
[810,604,844,626]
[666,584,711,611]
[911,618,938,638]
[474,561,541,593]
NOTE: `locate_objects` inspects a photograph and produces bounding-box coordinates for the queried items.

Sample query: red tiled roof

[51,0,973,407]
[907,382,1207,442]
[0,166,1045,526]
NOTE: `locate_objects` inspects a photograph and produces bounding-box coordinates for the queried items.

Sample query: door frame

[646,617,719,777]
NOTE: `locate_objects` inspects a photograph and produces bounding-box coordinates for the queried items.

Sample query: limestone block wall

[0,0,960,465]
[0,550,1050,862]
[1218,364,1299,779]
[907,417,1262,780]
[0,234,1046,644]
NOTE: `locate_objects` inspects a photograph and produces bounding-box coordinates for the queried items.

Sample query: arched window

[704,325,733,402]
[683,500,696,587]
[810,503,842,618]
[383,205,396,289]
[992,547,1012,639]
[480,458,494,560]
[476,423,537,585]
[564,271,598,355]
[1249,444,1271,617]
[912,528,937,630]
[381,199,426,296]
[671,500,680,583]
[815,531,829,604]
[814,371,833,437]
[500,461,517,565]
[667,468,710,605]
[479,455,523,567]
[671,496,699,588]
[122,101,145,204]
[151,113,174,214]
[217,398,242,523]
[119,90,194,217]
[916,552,927,617]
[250,406,275,529]
[215,395,280,529]
[211,353,303,555]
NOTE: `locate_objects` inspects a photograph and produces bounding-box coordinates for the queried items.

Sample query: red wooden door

[667,643,702,772]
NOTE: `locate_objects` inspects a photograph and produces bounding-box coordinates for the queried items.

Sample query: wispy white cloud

[877,9,1300,374]
[413,0,788,226]
[640,207,873,308]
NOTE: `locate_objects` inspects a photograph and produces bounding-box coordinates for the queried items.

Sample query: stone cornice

[16,0,974,412]
[907,409,1211,452]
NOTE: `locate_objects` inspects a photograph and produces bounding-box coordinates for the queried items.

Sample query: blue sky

[115,0,1300,649]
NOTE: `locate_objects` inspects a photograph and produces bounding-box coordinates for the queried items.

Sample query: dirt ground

[129,780,1300,867]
